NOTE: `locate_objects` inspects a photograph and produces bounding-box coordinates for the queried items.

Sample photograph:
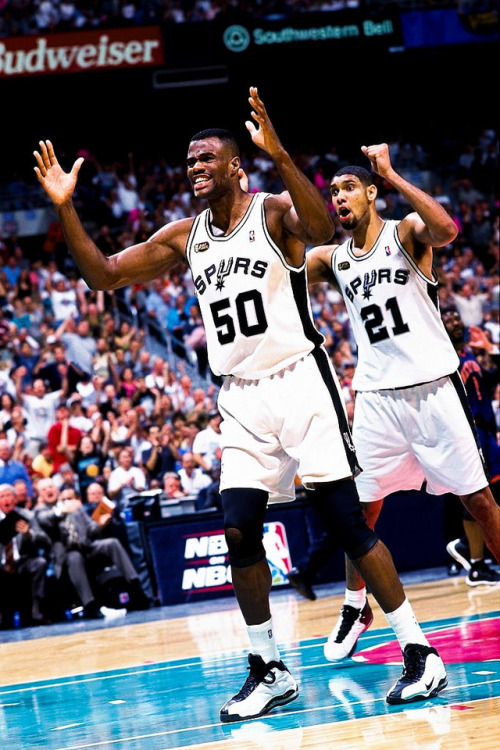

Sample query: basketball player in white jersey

[33,89,447,722]
[307,143,500,665]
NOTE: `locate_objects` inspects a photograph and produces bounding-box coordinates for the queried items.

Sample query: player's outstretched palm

[34,140,84,205]
[245,86,283,157]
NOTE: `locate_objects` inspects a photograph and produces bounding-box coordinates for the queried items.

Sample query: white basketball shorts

[218,350,359,502]
[353,373,489,503]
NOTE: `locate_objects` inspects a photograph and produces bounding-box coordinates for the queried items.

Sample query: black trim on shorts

[310,345,362,477]
[450,370,490,482]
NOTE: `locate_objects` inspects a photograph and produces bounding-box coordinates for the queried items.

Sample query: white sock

[344,587,366,609]
[384,598,430,651]
[247,617,280,663]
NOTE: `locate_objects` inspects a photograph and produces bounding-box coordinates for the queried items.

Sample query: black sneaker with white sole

[220,654,299,723]
[466,559,500,586]
[386,643,448,705]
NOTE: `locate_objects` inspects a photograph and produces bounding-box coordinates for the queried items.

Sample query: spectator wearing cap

[192,410,222,474]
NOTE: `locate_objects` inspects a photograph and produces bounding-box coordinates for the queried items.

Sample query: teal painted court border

[1,612,499,750]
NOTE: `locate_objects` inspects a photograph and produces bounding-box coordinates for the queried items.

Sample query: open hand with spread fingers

[245,86,284,158]
[33,140,84,206]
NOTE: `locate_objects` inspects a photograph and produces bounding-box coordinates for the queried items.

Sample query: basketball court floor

[1,567,499,750]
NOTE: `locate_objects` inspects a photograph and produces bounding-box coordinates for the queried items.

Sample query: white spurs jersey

[186,192,323,379]
[332,220,459,390]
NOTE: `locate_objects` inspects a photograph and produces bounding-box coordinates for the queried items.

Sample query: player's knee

[461,486,495,521]
[222,488,268,568]
[346,531,379,561]
[307,478,379,560]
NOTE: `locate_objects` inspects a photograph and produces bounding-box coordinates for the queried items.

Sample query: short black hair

[333,165,373,187]
[190,128,240,157]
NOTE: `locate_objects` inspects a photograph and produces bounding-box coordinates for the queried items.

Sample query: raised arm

[246,87,333,248]
[362,143,457,249]
[33,140,189,291]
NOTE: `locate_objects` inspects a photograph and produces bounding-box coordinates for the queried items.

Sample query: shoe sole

[466,576,500,587]
[386,676,448,705]
[446,541,471,572]
[220,688,299,723]
[324,608,374,662]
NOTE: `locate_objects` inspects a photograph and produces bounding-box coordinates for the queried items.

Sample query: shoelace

[334,605,360,642]
[400,647,425,684]
[233,660,277,700]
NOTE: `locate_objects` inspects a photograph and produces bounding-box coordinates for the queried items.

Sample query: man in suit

[35,479,149,617]
[0,482,50,628]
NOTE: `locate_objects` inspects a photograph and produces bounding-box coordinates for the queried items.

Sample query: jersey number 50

[210,290,268,344]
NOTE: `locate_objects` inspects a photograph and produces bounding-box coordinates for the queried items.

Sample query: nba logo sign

[249,230,255,242]
[385,245,391,256]
[263,522,292,586]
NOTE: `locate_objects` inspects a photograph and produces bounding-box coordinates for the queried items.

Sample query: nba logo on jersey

[385,245,391,256]
[249,230,255,242]
[263,522,292,586]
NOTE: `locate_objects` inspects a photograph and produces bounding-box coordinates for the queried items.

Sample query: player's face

[442,310,464,342]
[186,138,235,199]
[330,175,370,230]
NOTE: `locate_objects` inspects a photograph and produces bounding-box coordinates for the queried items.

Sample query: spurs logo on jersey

[332,220,459,391]
[186,192,323,379]
[341,267,410,302]
[194,256,269,295]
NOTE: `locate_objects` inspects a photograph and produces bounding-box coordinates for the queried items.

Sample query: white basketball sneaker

[324,600,373,661]
[220,654,299,723]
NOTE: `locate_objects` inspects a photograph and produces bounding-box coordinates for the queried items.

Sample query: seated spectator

[72,435,107,504]
[52,462,80,496]
[0,437,33,498]
[0,483,50,628]
[162,471,188,500]
[13,478,33,510]
[35,482,149,617]
[31,441,55,479]
[178,451,211,499]
[192,410,222,474]
[107,446,147,508]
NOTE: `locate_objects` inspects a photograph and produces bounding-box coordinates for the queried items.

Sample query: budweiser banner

[0,26,164,79]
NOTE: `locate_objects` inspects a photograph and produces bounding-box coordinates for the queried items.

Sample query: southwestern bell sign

[0,26,164,78]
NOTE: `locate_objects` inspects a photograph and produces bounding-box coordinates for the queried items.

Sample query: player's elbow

[435,218,459,246]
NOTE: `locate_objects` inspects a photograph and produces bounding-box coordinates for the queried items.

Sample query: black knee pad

[306,478,378,561]
[222,488,269,568]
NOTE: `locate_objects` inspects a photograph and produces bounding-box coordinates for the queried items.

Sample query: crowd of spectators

[0,0,365,38]
[2,0,491,39]
[0,119,498,629]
